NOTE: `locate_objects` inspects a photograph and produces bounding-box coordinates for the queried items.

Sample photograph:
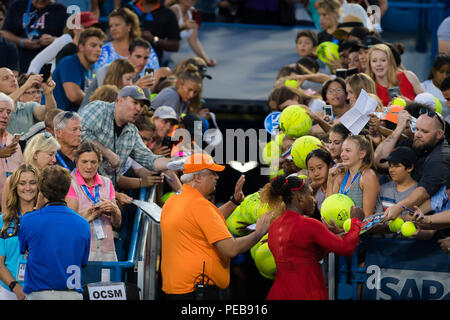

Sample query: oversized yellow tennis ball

[392,97,406,107]
[290,135,322,169]
[262,141,281,165]
[241,192,271,223]
[161,192,174,203]
[321,194,355,228]
[388,217,404,233]
[254,242,276,280]
[226,205,252,237]
[269,168,284,180]
[274,132,285,147]
[401,221,416,237]
[343,218,351,232]
[278,105,312,138]
[316,41,339,64]
[284,79,299,88]
[251,233,268,260]
[434,97,442,114]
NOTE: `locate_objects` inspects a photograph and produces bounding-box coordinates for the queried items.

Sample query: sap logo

[366,265,450,300]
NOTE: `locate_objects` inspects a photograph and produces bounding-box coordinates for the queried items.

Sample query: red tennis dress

[376,71,416,106]
[266,210,361,300]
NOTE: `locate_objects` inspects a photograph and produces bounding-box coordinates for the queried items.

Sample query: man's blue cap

[118,85,150,106]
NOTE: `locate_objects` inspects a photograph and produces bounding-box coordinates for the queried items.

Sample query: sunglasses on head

[419,108,445,130]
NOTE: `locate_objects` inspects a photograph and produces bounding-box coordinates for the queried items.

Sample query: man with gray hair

[53,111,82,172]
[161,153,271,299]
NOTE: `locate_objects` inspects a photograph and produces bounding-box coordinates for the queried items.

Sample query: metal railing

[84,185,161,299]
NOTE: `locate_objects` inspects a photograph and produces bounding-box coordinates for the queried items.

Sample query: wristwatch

[229,195,242,206]
[8,280,18,292]
[152,36,160,46]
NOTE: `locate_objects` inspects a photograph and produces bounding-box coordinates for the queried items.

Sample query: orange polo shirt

[160,184,232,294]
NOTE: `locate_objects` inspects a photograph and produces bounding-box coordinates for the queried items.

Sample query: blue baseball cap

[118,85,150,106]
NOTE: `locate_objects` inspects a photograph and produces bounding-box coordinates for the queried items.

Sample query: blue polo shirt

[0,215,27,290]
[18,204,90,294]
[52,54,93,112]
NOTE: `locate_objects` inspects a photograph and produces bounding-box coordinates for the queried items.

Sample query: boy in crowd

[378,146,418,214]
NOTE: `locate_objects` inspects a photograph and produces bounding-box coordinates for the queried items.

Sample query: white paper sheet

[339,89,378,135]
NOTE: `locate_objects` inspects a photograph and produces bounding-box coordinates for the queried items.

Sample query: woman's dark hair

[321,77,347,102]
[385,42,403,67]
[441,75,450,92]
[17,72,39,89]
[305,148,333,168]
[39,166,72,202]
[329,123,351,140]
[276,65,299,79]
[297,56,320,73]
[268,85,314,107]
[135,114,155,132]
[428,53,450,80]
[404,102,433,119]
[74,140,103,164]
[348,26,369,41]
[270,175,308,205]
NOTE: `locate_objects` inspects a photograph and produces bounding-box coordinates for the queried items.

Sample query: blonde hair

[315,0,342,18]
[2,164,39,234]
[90,84,120,103]
[23,132,60,168]
[366,44,398,87]
[346,73,377,98]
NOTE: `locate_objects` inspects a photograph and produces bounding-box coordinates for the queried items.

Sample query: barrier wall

[337,238,450,300]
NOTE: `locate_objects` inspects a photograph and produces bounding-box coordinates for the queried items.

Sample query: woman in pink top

[66,141,121,263]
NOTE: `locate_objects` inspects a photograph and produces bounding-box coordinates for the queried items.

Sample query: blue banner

[361,239,450,300]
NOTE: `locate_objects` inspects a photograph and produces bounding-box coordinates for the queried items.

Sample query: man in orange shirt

[160,153,271,300]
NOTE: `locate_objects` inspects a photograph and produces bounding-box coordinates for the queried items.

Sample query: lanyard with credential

[340,170,360,195]
[81,184,100,204]
[56,151,70,171]
[82,184,106,239]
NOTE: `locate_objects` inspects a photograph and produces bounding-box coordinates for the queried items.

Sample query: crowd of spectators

[0,0,448,301]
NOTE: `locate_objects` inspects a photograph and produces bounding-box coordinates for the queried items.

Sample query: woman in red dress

[261,174,364,300]
[366,43,424,106]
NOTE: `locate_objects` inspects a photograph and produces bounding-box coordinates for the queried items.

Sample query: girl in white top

[168,0,216,67]
[421,53,450,107]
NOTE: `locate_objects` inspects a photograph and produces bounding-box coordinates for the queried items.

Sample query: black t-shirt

[55,150,76,172]
[397,138,450,197]
[125,0,180,61]
[55,42,78,66]
[2,0,69,73]
[0,35,19,72]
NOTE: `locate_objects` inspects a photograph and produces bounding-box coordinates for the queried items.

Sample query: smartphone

[323,104,334,117]
[336,69,347,79]
[346,67,358,77]
[40,63,52,82]
[13,133,22,141]
[192,9,202,27]
[388,86,401,100]
[145,68,154,77]
[161,136,173,150]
